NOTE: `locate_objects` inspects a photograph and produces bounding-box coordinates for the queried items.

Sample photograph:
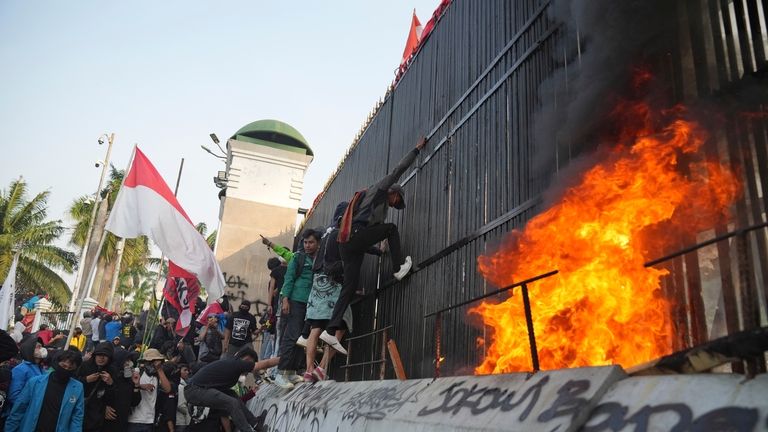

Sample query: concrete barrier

[247,366,626,431]
[247,369,768,431]
[581,374,768,432]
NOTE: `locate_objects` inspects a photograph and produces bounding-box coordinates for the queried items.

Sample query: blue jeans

[127,423,153,432]
[260,332,275,360]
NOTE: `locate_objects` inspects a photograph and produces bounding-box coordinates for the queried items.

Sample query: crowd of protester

[0,307,268,432]
[0,137,426,431]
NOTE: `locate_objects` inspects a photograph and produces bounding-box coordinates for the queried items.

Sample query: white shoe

[296,335,308,347]
[320,330,348,355]
[393,256,413,280]
[273,373,294,389]
[286,371,303,384]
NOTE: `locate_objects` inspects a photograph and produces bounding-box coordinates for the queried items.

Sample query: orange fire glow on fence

[472,100,741,374]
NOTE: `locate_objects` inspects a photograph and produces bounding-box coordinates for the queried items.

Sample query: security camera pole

[68,133,115,312]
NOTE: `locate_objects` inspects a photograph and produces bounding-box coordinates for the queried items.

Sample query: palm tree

[195,222,217,250]
[68,167,151,306]
[0,179,77,305]
[115,266,157,314]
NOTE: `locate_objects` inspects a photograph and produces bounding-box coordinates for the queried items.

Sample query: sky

[0,1,438,261]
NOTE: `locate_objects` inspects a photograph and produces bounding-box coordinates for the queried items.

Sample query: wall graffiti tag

[248,370,768,432]
[223,272,249,290]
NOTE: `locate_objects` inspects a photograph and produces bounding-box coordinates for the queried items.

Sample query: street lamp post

[68,133,115,311]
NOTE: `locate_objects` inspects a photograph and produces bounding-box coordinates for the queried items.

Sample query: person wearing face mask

[222,300,258,359]
[0,329,20,429]
[5,349,84,432]
[128,348,171,431]
[7,336,46,413]
[151,318,177,350]
[77,342,115,432]
[104,348,142,430]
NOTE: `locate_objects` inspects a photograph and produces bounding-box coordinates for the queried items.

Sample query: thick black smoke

[533,0,671,175]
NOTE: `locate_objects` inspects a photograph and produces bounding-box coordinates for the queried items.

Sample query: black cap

[388,184,406,209]
[240,300,251,309]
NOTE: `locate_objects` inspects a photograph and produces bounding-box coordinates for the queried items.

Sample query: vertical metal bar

[735,231,763,374]
[345,339,351,382]
[683,240,708,345]
[434,312,442,378]
[745,0,767,68]
[714,224,744,373]
[520,283,540,372]
[379,328,388,380]
[732,0,756,72]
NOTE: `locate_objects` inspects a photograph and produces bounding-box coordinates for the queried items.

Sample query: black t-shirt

[120,325,137,346]
[269,267,286,311]
[36,375,67,431]
[225,311,256,347]
[188,359,254,391]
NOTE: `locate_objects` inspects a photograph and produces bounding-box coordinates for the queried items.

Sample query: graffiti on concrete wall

[339,382,426,422]
[250,371,768,432]
[582,402,761,432]
[222,272,270,315]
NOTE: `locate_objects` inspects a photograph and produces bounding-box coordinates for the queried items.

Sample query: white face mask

[34,347,48,359]
[238,375,246,385]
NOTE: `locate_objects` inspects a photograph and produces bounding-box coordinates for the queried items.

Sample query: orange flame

[472,100,740,374]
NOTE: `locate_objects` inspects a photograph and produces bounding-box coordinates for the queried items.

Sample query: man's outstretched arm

[373,137,427,192]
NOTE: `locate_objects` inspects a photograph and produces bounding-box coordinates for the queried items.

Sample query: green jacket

[271,244,294,262]
[280,252,314,303]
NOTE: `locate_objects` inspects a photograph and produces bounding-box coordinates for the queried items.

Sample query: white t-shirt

[128,373,157,424]
[11,322,24,343]
[90,317,101,341]
[177,380,190,426]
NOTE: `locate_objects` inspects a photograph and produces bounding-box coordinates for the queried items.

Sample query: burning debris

[472,92,741,374]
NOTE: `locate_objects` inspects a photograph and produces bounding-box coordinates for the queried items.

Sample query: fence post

[345,338,352,382]
[434,312,442,378]
[520,283,540,372]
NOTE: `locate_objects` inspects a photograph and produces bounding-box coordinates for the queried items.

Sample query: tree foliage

[0,179,77,305]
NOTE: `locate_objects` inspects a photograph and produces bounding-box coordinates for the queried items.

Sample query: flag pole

[140,157,185,352]
[66,143,133,349]
[103,146,144,311]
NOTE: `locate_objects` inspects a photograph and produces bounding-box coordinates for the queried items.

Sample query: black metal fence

[305,0,768,380]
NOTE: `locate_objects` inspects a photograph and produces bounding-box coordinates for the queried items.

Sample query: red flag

[401,10,423,65]
[196,301,224,325]
[164,261,200,336]
[106,147,225,301]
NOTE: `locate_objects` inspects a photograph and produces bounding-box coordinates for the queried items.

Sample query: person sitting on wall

[321,136,427,354]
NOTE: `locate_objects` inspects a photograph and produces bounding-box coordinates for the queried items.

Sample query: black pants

[327,223,404,332]
[184,384,258,432]
[277,300,306,371]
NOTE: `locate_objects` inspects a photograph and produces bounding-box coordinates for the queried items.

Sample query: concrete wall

[248,367,626,432]
[215,138,312,312]
[247,369,768,431]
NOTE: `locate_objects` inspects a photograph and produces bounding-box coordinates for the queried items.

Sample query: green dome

[231,119,313,156]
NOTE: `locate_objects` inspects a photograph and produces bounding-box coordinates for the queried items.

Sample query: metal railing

[424,270,559,376]
[39,311,76,333]
[339,325,392,381]
[643,221,768,375]
[422,221,768,378]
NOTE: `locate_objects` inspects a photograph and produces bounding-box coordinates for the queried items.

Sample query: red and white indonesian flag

[106,147,225,302]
